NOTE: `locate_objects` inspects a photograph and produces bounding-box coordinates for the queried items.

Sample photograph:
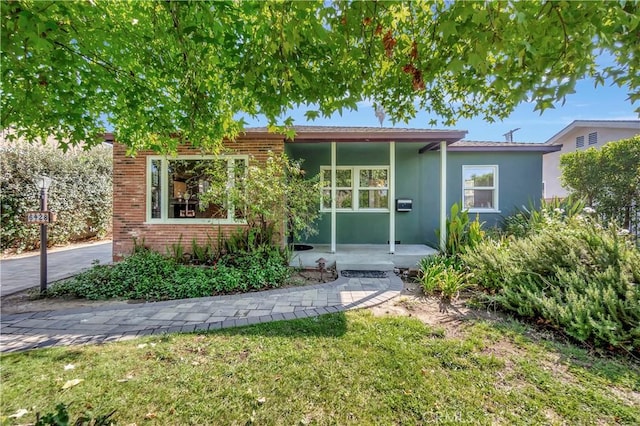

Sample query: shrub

[0,143,112,252]
[463,216,640,352]
[503,197,586,238]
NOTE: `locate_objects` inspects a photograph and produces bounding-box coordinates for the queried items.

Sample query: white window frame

[320,165,390,213]
[576,135,585,148]
[462,165,499,213]
[146,155,248,224]
[588,132,598,145]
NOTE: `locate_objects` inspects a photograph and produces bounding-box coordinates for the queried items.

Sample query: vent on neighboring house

[576,135,585,148]
[588,132,598,145]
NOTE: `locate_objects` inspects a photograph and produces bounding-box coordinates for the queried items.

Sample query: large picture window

[463,165,498,212]
[321,166,389,212]
[147,155,247,223]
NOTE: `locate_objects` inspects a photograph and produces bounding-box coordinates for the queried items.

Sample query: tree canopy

[2,0,639,153]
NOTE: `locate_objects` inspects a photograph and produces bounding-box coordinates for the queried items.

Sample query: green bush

[437,203,485,256]
[0,143,112,252]
[463,216,640,352]
[418,255,470,301]
[503,197,586,238]
[48,246,291,301]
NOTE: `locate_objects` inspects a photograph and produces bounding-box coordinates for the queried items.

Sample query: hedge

[1,142,112,252]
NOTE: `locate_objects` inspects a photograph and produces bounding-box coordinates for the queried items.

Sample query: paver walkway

[0,274,402,353]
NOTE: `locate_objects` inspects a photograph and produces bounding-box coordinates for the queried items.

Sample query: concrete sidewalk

[0,241,112,297]
[0,273,402,353]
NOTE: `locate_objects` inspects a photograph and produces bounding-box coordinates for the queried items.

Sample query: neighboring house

[542,120,640,200]
[112,126,558,259]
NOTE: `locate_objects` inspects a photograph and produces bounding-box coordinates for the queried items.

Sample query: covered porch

[289,244,438,271]
[283,126,467,254]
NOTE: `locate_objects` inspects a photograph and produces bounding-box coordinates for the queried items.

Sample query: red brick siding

[113,138,284,260]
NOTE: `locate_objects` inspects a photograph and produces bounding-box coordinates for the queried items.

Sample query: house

[112,126,560,260]
[542,120,640,200]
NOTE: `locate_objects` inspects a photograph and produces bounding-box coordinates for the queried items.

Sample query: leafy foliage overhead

[2,0,639,152]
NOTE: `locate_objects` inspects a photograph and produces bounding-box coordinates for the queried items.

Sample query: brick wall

[113,137,284,260]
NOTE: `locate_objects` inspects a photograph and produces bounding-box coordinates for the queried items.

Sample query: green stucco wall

[285,143,543,247]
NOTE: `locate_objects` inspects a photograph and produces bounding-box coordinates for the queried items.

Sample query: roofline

[241,127,467,143]
[449,145,561,153]
[274,129,467,143]
[544,120,640,145]
[105,128,469,144]
[419,142,561,153]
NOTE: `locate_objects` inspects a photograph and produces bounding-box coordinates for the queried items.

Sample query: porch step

[336,260,395,272]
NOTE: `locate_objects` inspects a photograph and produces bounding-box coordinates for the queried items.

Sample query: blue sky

[243,78,638,143]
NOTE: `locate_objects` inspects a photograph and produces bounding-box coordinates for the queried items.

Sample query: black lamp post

[35,175,53,293]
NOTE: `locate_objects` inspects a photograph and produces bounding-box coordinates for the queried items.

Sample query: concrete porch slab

[288,244,437,271]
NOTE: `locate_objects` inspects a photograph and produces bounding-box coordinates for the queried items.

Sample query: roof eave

[448,145,562,153]
[286,130,467,143]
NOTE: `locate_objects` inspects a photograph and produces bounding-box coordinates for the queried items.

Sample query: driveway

[0,241,112,297]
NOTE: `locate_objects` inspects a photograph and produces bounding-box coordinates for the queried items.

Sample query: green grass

[1,312,638,425]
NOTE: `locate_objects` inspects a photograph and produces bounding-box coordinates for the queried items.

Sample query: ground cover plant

[1,311,638,425]
[47,243,291,301]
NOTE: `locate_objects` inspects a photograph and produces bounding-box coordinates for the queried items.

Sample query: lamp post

[35,175,53,293]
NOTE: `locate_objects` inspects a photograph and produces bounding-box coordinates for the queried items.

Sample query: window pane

[323,169,351,186]
[168,159,227,219]
[359,189,388,209]
[337,190,352,208]
[336,169,351,187]
[150,160,162,219]
[233,159,247,219]
[322,189,331,209]
[323,189,353,209]
[464,189,494,209]
[463,167,494,188]
[322,168,352,188]
[359,169,387,187]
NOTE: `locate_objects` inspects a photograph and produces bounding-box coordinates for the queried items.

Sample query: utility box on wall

[396,199,413,212]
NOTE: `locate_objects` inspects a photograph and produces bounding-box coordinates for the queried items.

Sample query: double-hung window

[147,155,247,223]
[321,166,389,212]
[463,165,498,212]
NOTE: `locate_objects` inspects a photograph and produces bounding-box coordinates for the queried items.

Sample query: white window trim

[462,165,500,213]
[320,165,390,213]
[146,154,248,225]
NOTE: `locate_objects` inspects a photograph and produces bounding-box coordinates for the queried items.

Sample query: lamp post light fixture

[35,175,53,293]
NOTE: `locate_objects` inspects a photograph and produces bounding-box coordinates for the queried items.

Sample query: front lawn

[2,311,638,425]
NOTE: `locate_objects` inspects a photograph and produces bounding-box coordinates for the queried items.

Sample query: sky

[243,78,639,143]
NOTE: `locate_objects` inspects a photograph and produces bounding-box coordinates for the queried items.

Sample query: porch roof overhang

[419,140,562,153]
[243,126,467,144]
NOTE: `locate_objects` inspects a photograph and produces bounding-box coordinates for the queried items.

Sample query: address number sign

[26,211,56,224]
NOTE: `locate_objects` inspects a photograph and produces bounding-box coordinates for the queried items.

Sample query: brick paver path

[1,274,402,353]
